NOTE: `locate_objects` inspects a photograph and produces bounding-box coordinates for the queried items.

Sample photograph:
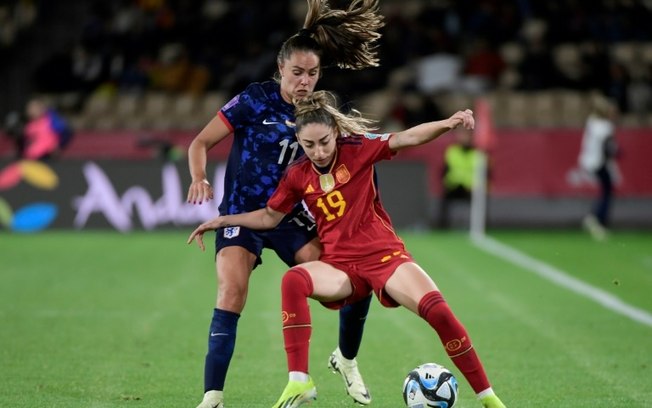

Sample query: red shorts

[320,250,413,309]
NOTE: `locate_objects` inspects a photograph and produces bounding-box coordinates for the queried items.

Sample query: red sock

[281,267,313,373]
[418,291,491,394]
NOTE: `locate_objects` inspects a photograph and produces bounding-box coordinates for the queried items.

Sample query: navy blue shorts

[214,207,318,268]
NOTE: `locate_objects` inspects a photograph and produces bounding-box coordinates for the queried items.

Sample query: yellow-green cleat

[271,378,317,408]
[480,394,506,408]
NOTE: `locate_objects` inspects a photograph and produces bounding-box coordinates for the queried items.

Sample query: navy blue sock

[204,308,240,392]
[338,294,372,359]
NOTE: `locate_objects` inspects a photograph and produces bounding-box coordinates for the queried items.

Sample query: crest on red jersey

[334,164,350,184]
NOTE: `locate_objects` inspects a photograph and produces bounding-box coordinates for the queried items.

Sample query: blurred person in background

[461,38,505,93]
[187,90,506,408]
[185,1,384,407]
[21,98,73,161]
[149,43,211,94]
[436,129,481,230]
[578,93,620,240]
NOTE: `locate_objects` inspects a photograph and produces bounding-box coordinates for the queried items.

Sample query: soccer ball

[402,363,459,408]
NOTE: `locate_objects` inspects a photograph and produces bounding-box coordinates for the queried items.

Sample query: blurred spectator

[71,44,107,93]
[22,98,74,160]
[388,93,444,130]
[7,0,652,126]
[0,0,37,49]
[435,129,482,230]
[461,38,506,93]
[578,93,620,240]
[220,39,275,96]
[580,40,611,91]
[604,61,631,114]
[518,36,560,90]
[149,43,210,94]
[415,53,462,94]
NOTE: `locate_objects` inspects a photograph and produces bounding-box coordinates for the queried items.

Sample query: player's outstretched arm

[187,115,232,204]
[187,207,286,251]
[388,109,474,152]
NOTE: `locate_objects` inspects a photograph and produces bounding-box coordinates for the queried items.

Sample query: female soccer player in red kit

[186,1,384,406]
[187,91,507,408]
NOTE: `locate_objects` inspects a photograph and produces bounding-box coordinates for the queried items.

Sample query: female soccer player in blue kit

[185,1,384,407]
[188,91,507,408]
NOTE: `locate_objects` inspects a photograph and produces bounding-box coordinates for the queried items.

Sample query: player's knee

[282,267,313,297]
[216,282,248,312]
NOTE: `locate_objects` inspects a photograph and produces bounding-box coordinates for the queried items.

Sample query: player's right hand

[187,225,207,251]
[187,179,213,204]
[187,217,223,251]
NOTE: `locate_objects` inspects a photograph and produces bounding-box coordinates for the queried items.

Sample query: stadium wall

[1,128,650,232]
[0,159,429,232]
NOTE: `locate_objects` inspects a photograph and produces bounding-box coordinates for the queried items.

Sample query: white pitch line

[471,234,652,328]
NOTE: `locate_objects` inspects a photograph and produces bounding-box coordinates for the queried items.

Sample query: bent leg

[273,262,352,408]
[384,263,492,394]
[281,261,353,373]
[281,266,314,374]
[294,237,371,361]
[418,291,490,394]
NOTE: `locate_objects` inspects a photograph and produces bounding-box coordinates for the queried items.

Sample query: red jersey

[267,133,409,263]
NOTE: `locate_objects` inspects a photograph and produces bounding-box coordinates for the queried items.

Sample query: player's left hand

[449,109,474,130]
[187,179,213,205]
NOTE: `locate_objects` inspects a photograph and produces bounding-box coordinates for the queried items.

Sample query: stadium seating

[7,0,652,132]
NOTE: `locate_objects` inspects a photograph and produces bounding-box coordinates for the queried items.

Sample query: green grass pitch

[1,229,651,407]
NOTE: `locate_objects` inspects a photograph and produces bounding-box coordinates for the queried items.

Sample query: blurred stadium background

[1,0,651,232]
[2,2,652,407]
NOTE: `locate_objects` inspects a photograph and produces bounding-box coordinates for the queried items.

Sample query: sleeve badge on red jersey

[363,132,391,141]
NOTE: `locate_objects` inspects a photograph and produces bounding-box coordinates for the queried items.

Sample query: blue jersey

[217,81,304,215]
